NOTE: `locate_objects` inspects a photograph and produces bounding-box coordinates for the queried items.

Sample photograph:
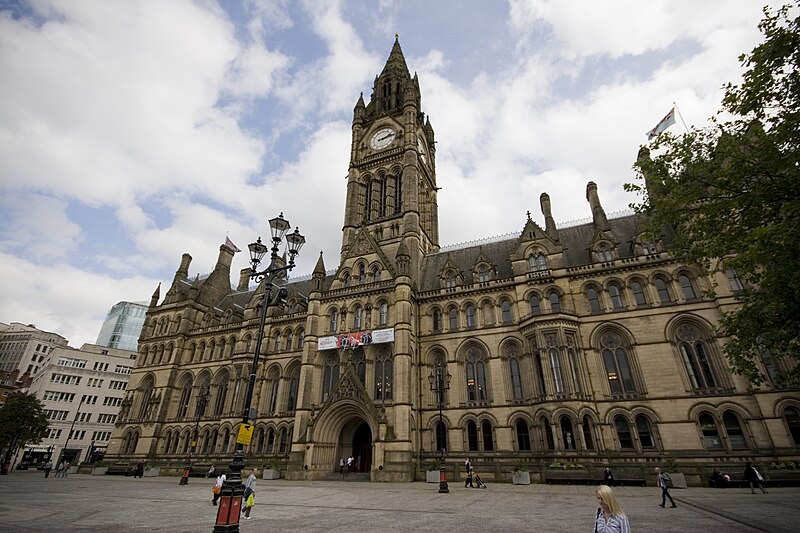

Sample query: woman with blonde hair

[594,484,630,533]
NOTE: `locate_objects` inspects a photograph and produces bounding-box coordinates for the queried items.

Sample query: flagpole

[673,102,690,133]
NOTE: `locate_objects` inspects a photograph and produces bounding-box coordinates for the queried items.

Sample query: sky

[0,0,782,348]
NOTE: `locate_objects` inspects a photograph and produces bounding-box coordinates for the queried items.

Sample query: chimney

[586,181,610,232]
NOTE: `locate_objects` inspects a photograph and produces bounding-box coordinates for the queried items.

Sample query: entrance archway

[351,422,372,473]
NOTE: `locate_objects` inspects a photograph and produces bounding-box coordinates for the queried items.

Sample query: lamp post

[179,383,210,485]
[428,360,451,493]
[214,213,305,533]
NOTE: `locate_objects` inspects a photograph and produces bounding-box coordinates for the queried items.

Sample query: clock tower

[341,36,439,282]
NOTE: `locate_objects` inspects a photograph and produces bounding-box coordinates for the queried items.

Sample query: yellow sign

[236,424,254,445]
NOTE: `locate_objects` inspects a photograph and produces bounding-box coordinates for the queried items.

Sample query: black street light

[56,394,86,471]
[179,383,210,485]
[428,359,451,494]
[214,213,305,532]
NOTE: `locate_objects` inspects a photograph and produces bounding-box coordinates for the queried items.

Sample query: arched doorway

[351,422,372,473]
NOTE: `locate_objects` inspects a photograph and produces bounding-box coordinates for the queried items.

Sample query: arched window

[374,347,393,400]
[568,345,583,394]
[372,267,381,283]
[528,252,547,271]
[321,352,340,402]
[354,305,363,329]
[598,244,613,262]
[726,268,743,292]
[677,323,718,390]
[379,302,388,326]
[501,300,512,323]
[542,418,555,450]
[285,331,293,351]
[467,421,479,451]
[615,416,634,449]
[635,415,655,449]
[600,331,636,394]
[435,421,447,452]
[481,420,494,451]
[679,274,696,300]
[466,305,476,328]
[723,411,748,449]
[655,277,671,303]
[329,310,338,332]
[631,281,647,306]
[358,264,366,284]
[273,332,281,352]
[449,307,458,330]
[784,406,800,446]
[516,420,532,451]
[560,416,575,450]
[478,265,490,283]
[278,427,288,454]
[699,412,723,449]
[286,365,299,412]
[509,356,523,400]
[352,348,366,385]
[609,283,624,310]
[445,271,456,289]
[530,295,541,315]
[255,428,265,453]
[432,309,441,332]
[266,428,275,454]
[549,346,564,394]
[582,416,595,450]
[267,367,280,413]
[343,273,351,287]
[298,329,305,348]
[214,376,228,416]
[587,288,601,313]
[136,376,154,420]
[465,345,487,402]
[177,378,193,419]
[549,292,561,313]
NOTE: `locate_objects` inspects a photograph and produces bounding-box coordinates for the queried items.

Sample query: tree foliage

[0,393,49,459]
[628,3,800,386]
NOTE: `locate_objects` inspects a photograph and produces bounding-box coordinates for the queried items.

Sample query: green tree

[0,393,49,472]
[628,3,800,386]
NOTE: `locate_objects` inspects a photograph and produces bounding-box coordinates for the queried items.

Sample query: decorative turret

[395,240,410,276]
[365,35,418,118]
[237,268,251,292]
[586,181,610,232]
[149,283,161,308]
[540,193,559,242]
[195,244,235,308]
[312,252,326,292]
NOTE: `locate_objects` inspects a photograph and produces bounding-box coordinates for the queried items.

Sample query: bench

[545,470,595,485]
[106,463,133,476]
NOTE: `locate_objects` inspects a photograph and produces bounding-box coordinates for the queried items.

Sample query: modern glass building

[96,301,147,352]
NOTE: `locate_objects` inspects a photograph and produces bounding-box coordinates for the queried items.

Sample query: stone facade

[105,38,800,483]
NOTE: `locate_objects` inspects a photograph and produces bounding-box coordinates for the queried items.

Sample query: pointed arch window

[677,323,718,390]
[354,306,363,329]
[478,265,490,283]
[285,331,293,351]
[600,331,636,394]
[379,302,388,326]
[784,406,800,446]
[598,244,613,262]
[278,427,288,454]
[530,294,541,315]
[435,421,447,452]
[501,300,512,323]
[549,346,565,394]
[136,377,154,420]
[635,415,655,449]
[679,274,697,300]
[177,379,193,419]
[516,420,532,451]
[631,281,647,306]
[273,332,281,352]
[568,345,583,394]
[528,252,547,272]
[542,418,555,450]
[467,421,479,451]
[582,416,595,450]
[286,365,299,412]
[329,310,338,333]
[465,346,487,402]
[298,329,305,348]
[445,271,456,289]
[374,347,393,401]
[509,356,523,400]
[723,411,748,449]
[267,367,280,414]
[321,352,340,402]
[352,348,366,385]
[726,267,743,292]
[609,284,624,310]
[449,307,458,330]
[343,273,351,287]
[549,292,561,313]
[615,416,634,449]
[432,309,442,332]
[372,267,381,283]
[587,288,601,313]
[655,277,671,303]
[214,378,228,416]
[266,428,275,454]
[255,428,265,453]
[481,420,494,451]
[466,305,476,328]
[358,264,366,284]
[699,412,723,449]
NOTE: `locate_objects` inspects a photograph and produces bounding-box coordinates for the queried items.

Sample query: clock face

[370,127,396,150]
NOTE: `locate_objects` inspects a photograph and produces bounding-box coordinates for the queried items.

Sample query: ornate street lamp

[428,359,451,493]
[214,213,305,532]
[179,383,210,485]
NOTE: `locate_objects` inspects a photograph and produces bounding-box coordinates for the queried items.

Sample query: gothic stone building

[105,39,800,484]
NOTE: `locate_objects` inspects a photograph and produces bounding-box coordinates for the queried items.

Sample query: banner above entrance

[318,328,394,351]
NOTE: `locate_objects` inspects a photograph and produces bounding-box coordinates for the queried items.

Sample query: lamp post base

[179,466,190,485]
[438,465,449,493]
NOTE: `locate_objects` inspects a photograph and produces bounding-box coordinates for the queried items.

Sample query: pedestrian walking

[339,458,345,478]
[54,461,64,478]
[465,467,474,488]
[594,484,630,533]
[744,461,767,494]
[62,461,71,478]
[242,468,258,520]
[655,467,677,508]
[211,473,226,506]
[464,457,471,472]
[205,465,215,478]
[43,461,53,478]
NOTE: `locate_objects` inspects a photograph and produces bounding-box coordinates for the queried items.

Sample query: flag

[225,235,241,253]
[646,107,676,140]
